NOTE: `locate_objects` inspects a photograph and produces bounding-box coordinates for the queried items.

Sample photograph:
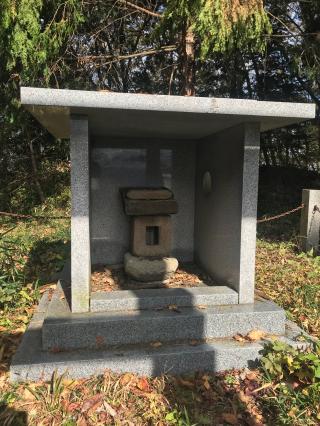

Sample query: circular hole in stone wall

[202,171,212,195]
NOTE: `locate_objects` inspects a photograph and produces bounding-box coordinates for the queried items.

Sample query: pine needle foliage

[162,0,272,57]
[0,0,84,84]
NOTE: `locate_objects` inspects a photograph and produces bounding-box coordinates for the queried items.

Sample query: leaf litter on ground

[1,232,320,425]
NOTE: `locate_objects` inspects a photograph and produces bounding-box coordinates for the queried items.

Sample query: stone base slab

[42,284,286,351]
[91,286,238,312]
[10,291,313,382]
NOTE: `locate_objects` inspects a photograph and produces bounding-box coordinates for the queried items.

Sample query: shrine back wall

[90,137,196,265]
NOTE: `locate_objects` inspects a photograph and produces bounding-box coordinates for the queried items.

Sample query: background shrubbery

[1,1,320,424]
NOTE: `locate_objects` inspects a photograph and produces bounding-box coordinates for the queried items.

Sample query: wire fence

[257,204,305,224]
[0,204,318,224]
[1,203,320,243]
[0,211,70,220]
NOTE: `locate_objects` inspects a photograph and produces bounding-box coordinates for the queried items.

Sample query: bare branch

[168,64,177,95]
[267,10,296,36]
[78,44,177,64]
[117,0,162,18]
[267,33,320,38]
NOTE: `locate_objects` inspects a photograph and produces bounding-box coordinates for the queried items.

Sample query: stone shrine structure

[11,87,316,381]
[121,187,178,284]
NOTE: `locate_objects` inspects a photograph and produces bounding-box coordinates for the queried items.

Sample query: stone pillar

[238,123,260,303]
[194,123,260,304]
[70,115,91,313]
[300,189,320,253]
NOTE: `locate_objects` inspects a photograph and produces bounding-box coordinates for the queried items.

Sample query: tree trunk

[269,146,277,167]
[261,141,270,167]
[29,138,45,203]
[181,25,195,96]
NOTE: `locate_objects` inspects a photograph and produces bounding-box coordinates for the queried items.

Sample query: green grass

[0,187,70,313]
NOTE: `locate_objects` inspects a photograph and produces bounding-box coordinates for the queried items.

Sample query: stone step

[11,293,306,382]
[42,295,285,351]
[13,333,266,381]
[90,286,238,312]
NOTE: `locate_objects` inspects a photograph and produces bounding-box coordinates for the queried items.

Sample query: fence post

[299,189,320,253]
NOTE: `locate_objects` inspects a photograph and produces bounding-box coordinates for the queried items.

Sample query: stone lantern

[121,187,178,284]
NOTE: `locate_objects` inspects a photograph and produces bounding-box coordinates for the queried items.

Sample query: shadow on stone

[10,283,292,382]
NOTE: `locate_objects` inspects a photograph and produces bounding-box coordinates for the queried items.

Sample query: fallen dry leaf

[137,377,151,392]
[247,330,266,341]
[81,393,103,413]
[98,412,109,423]
[60,387,72,400]
[104,401,117,417]
[179,378,195,388]
[288,407,298,418]
[289,381,300,390]
[67,402,81,413]
[168,304,181,313]
[28,407,38,417]
[40,284,56,293]
[120,372,134,386]
[196,304,207,310]
[222,412,238,425]
[150,341,162,348]
[246,370,259,381]
[62,378,77,388]
[17,315,29,323]
[238,390,251,405]
[13,326,26,334]
[234,330,267,343]
[233,334,246,342]
[77,415,88,426]
[202,375,211,390]
[22,387,37,401]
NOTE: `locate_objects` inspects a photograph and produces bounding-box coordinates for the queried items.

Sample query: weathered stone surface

[300,189,320,253]
[20,87,316,140]
[70,116,91,313]
[90,142,195,265]
[91,286,238,312]
[131,216,172,257]
[11,293,309,382]
[195,123,260,305]
[12,327,313,382]
[126,188,173,200]
[124,253,178,282]
[124,199,178,216]
[42,290,286,351]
